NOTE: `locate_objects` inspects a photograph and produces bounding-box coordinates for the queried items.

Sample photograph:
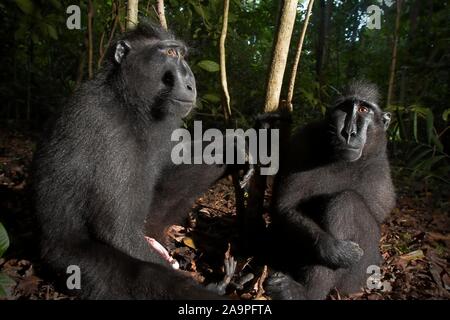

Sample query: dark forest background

[1,0,449,182]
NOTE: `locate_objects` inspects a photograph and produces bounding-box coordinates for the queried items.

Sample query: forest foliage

[0,0,449,185]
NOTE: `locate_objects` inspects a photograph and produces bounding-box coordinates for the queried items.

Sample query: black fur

[33,24,227,299]
[265,81,396,299]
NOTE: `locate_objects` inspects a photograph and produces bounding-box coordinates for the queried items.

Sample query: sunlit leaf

[198,60,220,72]
[182,237,196,249]
[399,249,425,261]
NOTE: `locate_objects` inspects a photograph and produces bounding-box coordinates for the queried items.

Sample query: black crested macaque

[33,24,235,299]
[265,81,395,300]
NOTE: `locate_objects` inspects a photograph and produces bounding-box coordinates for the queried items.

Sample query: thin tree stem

[286,0,315,110]
[264,0,299,112]
[156,0,168,30]
[387,0,402,107]
[220,0,231,120]
[127,0,139,30]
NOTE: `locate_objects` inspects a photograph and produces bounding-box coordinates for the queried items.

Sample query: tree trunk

[386,0,402,107]
[264,0,299,112]
[243,0,298,254]
[118,0,126,33]
[156,0,168,30]
[127,0,139,30]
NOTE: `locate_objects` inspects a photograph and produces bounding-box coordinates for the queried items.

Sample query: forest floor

[0,127,449,300]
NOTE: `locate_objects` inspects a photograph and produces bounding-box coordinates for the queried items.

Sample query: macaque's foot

[318,238,364,269]
[265,272,306,300]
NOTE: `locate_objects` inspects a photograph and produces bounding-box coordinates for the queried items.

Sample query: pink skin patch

[145,236,180,270]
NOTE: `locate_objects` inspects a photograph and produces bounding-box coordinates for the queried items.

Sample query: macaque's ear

[114,40,131,64]
[382,112,392,131]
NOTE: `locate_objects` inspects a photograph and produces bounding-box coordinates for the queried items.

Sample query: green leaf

[49,0,62,9]
[431,133,444,152]
[0,273,16,298]
[407,144,424,159]
[0,222,9,258]
[198,60,220,72]
[14,23,28,41]
[412,111,418,142]
[396,107,407,141]
[15,0,35,15]
[422,155,446,172]
[203,93,221,103]
[47,24,58,40]
[410,105,428,118]
[426,109,434,145]
[443,109,450,121]
[388,123,399,142]
[407,148,432,168]
[31,33,39,44]
[190,2,211,30]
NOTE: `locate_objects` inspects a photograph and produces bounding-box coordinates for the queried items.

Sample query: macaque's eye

[166,48,177,57]
[358,106,369,113]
